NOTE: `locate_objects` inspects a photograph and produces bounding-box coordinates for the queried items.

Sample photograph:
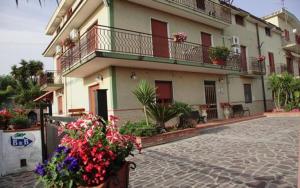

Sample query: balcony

[282,34,300,53]
[39,71,63,92]
[58,25,241,77]
[127,0,231,29]
[241,57,266,76]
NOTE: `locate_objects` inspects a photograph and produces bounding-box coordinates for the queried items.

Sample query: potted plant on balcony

[173,32,187,43]
[208,46,230,65]
[220,102,231,119]
[35,114,141,188]
[257,55,266,63]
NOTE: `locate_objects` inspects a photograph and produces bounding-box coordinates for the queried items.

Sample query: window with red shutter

[155,81,173,104]
[284,29,290,41]
[296,34,300,45]
[268,52,275,73]
[58,96,63,115]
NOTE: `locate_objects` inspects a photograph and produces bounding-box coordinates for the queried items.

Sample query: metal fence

[59,25,241,72]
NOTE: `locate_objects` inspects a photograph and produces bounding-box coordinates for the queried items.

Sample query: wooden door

[240,46,247,72]
[89,84,99,115]
[57,96,63,115]
[204,81,218,119]
[268,52,275,73]
[151,19,169,58]
[201,32,212,64]
[155,81,173,104]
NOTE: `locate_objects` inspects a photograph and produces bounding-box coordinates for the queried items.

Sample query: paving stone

[0,117,299,188]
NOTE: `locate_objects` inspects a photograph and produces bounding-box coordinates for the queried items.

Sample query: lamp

[130,72,137,80]
[218,77,225,83]
[292,29,297,34]
[96,75,103,81]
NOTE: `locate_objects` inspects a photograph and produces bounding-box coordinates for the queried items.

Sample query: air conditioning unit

[232,46,241,54]
[55,45,62,55]
[231,36,240,46]
[70,29,79,42]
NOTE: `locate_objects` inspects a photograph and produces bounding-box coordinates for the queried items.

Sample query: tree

[133,80,156,126]
[11,59,43,89]
[0,75,17,108]
[10,60,44,108]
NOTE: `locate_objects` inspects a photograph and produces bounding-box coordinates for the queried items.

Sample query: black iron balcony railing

[241,57,266,75]
[39,71,62,86]
[59,25,241,72]
[165,0,231,23]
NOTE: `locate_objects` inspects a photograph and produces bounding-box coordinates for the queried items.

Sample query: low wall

[0,128,42,176]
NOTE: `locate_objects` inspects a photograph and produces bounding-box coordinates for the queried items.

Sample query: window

[155,81,173,104]
[244,84,252,103]
[287,57,294,75]
[284,29,290,41]
[296,34,300,45]
[57,96,63,115]
[235,15,244,26]
[265,27,271,37]
[196,0,205,10]
[268,52,275,73]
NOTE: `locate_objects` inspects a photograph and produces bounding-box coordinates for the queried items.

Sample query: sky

[0,0,300,75]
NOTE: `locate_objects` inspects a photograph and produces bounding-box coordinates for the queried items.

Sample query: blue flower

[35,164,46,176]
[63,157,79,172]
[55,146,67,153]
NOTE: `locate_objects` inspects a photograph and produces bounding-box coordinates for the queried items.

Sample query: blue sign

[10,133,34,147]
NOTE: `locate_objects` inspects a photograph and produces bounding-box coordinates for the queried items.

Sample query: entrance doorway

[204,81,218,119]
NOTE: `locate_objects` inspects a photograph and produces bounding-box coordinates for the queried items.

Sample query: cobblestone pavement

[129,117,300,188]
[0,117,299,188]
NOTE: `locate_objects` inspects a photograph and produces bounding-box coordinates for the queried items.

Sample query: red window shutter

[151,19,169,58]
[284,30,290,41]
[268,52,275,73]
[155,81,173,103]
[56,59,62,72]
[296,35,300,45]
[89,84,99,115]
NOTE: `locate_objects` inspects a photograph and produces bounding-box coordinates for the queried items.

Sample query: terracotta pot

[79,162,130,188]
[212,59,225,65]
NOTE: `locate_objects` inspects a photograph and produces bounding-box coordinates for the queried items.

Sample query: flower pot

[201,109,208,123]
[79,162,130,188]
[212,59,225,65]
[223,107,230,119]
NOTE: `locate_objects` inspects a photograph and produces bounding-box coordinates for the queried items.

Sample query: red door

[240,46,247,72]
[268,52,275,74]
[57,96,63,115]
[201,32,212,64]
[89,84,99,115]
[151,19,169,58]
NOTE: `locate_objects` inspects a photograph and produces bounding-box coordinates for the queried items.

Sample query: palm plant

[146,103,178,132]
[268,74,282,110]
[133,80,156,126]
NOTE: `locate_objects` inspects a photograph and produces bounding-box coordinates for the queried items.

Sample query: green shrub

[9,115,30,129]
[173,101,193,115]
[119,121,157,137]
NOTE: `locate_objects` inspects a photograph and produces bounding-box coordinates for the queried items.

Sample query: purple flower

[63,157,79,172]
[35,164,46,176]
[56,163,64,172]
[55,146,67,153]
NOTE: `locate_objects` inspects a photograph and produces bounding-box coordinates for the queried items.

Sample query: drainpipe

[255,23,267,112]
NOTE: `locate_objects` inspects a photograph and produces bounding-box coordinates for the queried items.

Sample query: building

[39,0,300,124]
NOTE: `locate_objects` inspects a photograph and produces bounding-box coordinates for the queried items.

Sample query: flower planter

[223,107,230,119]
[212,59,225,65]
[80,162,130,188]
